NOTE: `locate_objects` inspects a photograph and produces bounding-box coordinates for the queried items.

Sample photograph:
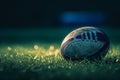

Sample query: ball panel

[88,31,110,60]
[62,39,104,60]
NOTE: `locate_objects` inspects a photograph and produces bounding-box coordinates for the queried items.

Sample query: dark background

[0,0,120,43]
[0,0,120,28]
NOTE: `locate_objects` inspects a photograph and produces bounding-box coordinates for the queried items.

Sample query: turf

[0,27,120,80]
[0,42,120,80]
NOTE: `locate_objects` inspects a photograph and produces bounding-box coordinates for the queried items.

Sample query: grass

[0,42,120,80]
[0,27,120,80]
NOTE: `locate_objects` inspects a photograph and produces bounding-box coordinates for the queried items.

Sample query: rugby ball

[60,26,110,61]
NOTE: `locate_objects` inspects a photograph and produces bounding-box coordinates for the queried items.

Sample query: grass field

[0,27,120,80]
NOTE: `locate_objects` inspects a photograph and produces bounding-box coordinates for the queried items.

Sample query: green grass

[0,27,120,80]
[0,42,120,80]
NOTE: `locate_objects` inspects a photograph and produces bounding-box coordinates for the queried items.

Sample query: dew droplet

[34,45,39,50]
[7,46,12,51]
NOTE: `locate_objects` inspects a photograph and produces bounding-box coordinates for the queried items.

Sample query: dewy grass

[0,42,120,80]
